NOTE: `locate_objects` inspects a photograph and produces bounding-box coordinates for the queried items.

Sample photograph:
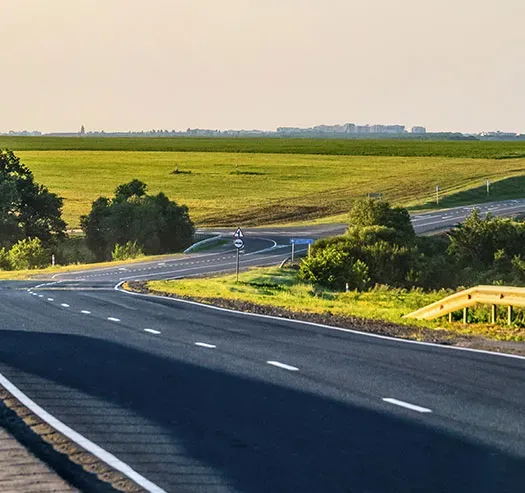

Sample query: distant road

[1,198,525,492]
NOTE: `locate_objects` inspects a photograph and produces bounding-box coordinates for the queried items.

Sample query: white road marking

[195,342,216,348]
[144,329,161,335]
[0,373,167,492]
[60,303,70,308]
[267,361,299,371]
[47,298,54,302]
[38,295,44,298]
[81,310,91,314]
[116,283,525,361]
[382,398,432,413]
[107,317,121,322]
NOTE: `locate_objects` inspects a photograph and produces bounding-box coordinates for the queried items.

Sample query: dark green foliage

[0,150,66,249]
[347,199,415,244]
[81,180,195,261]
[2,136,525,159]
[301,200,420,290]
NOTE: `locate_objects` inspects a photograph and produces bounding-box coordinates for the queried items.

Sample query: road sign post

[289,239,314,262]
[233,228,244,282]
[236,248,240,281]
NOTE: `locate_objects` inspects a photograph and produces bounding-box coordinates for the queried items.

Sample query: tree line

[300,198,525,291]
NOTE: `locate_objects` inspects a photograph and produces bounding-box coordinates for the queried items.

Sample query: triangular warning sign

[233,227,244,238]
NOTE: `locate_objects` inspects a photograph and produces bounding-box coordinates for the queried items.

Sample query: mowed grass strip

[3,136,525,158]
[147,268,525,342]
[16,150,525,228]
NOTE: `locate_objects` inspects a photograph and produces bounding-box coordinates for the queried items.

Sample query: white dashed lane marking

[144,329,161,335]
[81,310,91,314]
[267,361,299,371]
[60,303,70,308]
[107,317,121,322]
[382,398,432,413]
[47,298,54,302]
[195,342,216,349]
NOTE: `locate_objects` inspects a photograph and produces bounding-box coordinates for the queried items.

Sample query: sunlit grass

[14,150,525,228]
[147,267,525,342]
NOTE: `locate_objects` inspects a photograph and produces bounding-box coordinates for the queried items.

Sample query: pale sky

[2,0,524,134]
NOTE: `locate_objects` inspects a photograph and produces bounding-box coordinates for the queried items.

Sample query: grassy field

[147,267,525,342]
[2,136,525,158]
[13,149,525,228]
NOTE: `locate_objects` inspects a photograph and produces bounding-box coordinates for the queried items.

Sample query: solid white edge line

[194,342,216,348]
[0,373,167,493]
[114,281,525,362]
[382,398,432,413]
[267,361,299,371]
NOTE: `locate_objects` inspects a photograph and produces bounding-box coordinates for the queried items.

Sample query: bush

[0,248,11,270]
[55,236,97,265]
[112,241,144,261]
[8,238,49,270]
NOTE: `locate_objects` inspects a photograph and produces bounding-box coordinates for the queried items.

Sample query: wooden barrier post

[463,307,468,324]
[508,305,513,325]
[448,312,452,323]
[491,304,497,324]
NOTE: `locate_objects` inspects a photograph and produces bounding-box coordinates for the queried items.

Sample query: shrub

[0,248,11,270]
[8,238,49,270]
[112,241,144,261]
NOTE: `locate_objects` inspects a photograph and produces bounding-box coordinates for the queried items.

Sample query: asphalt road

[1,200,525,492]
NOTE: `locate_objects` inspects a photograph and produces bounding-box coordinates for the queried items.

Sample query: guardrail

[404,285,525,325]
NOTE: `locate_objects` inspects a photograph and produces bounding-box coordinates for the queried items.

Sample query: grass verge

[133,267,525,353]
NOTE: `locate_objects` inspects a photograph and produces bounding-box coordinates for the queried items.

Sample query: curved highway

[0,201,525,492]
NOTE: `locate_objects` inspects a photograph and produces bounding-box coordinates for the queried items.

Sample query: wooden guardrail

[404,285,525,324]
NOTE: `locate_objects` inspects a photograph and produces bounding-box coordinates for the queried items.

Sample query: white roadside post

[291,240,295,262]
[436,185,440,205]
[487,179,490,197]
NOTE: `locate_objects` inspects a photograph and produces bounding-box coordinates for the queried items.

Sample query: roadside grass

[0,253,184,281]
[3,136,525,159]
[147,267,525,342]
[14,150,525,228]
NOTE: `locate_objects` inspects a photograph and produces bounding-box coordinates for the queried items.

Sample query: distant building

[411,126,427,134]
[80,125,85,136]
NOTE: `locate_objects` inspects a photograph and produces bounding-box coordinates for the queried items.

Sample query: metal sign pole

[236,248,240,282]
[291,242,295,262]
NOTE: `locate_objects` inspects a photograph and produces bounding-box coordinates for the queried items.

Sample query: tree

[0,150,66,249]
[81,180,195,261]
[347,198,415,245]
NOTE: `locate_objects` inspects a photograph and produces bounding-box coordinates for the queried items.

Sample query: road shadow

[0,330,523,493]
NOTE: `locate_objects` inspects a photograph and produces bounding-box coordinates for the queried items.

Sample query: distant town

[2,123,524,140]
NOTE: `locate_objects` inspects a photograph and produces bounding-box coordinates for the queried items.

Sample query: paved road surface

[1,200,525,492]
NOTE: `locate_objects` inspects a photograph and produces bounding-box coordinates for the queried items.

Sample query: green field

[3,136,525,158]
[13,148,525,228]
